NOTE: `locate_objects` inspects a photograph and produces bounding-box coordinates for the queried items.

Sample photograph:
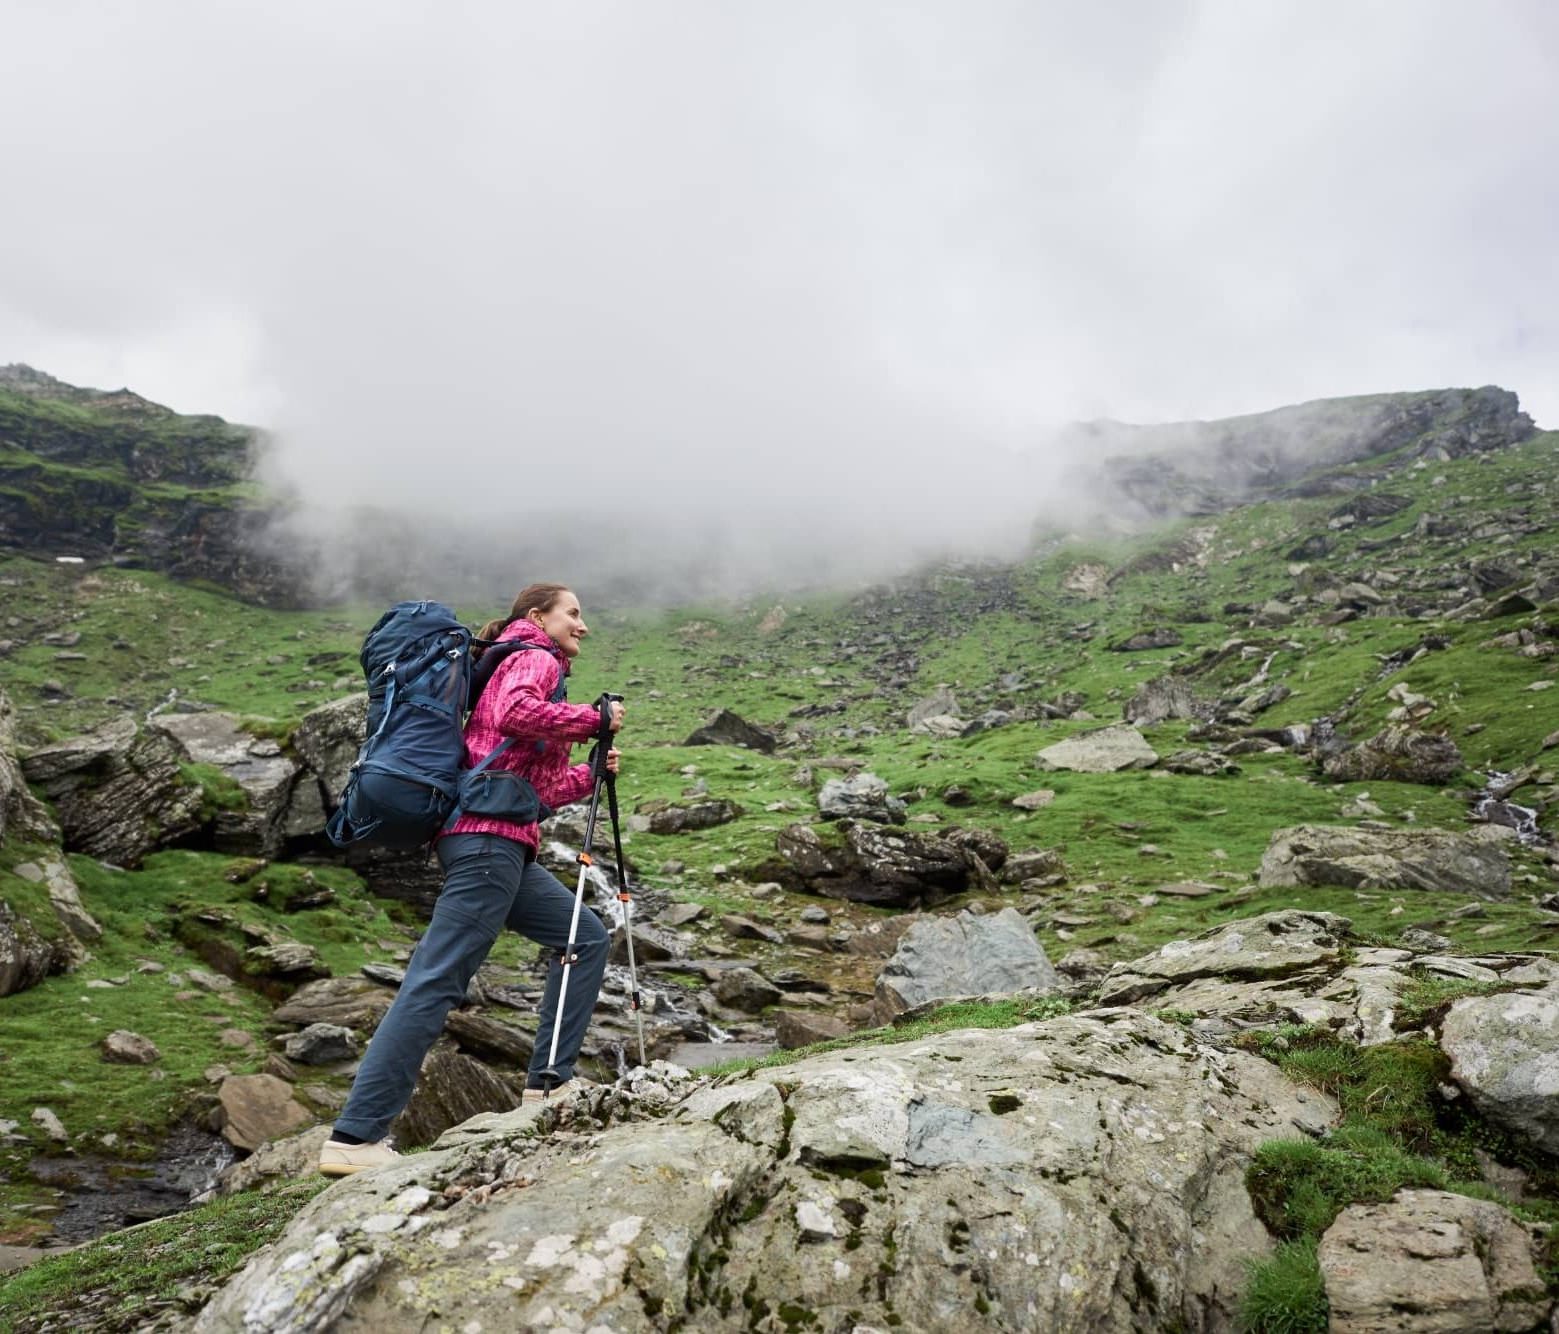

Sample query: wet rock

[280,1023,359,1065]
[870,908,1059,1025]
[817,772,907,824]
[1035,723,1158,773]
[683,709,779,753]
[1440,988,1559,1154]
[1319,1190,1551,1333]
[217,1074,313,1153]
[214,1125,333,1197]
[1259,824,1512,898]
[1321,724,1465,785]
[101,1030,160,1065]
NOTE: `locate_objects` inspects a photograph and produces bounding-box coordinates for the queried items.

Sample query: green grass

[1239,1238,1328,1334]
[0,1177,327,1333]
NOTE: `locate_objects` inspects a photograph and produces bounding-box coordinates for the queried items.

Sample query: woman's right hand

[607,701,625,733]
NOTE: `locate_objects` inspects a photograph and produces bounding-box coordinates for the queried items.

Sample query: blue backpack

[324,601,562,850]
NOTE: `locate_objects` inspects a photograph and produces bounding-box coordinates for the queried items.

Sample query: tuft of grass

[1239,1238,1328,1334]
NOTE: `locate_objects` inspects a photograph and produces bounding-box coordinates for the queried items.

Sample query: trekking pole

[602,767,647,1068]
[539,694,620,1094]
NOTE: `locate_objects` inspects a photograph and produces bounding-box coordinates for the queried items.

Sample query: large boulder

[1439,988,1559,1155]
[870,908,1058,1025]
[389,1043,522,1150]
[290,692,367,811]
[0,898,72,997]
[816,772,907,824]
[906,686,960,731]
[683,710,779,754]
[634,799,742,835]
[1258,824,1512,898]
[1035,724,1158,773]
[20,718,203,866]
[217,1073,314,1153]
[0,686,58,844]
[152,711,305,856]
[1123,675,1213,726]
[776,821,997,908]
[1321,724,1466,785]
[194,1015,1336,1334]
[1318,1190,1551,1333]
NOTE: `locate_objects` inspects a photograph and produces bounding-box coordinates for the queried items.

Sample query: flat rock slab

[1258,824,1512,898]
[1319,1189,1551,1333]
[218,1074,312,1152]
[194,1014,1335,1334]
[1035,724,1158,773]
[871,907,1058,1025]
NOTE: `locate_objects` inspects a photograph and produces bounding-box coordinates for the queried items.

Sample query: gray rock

[659,902,705,928]
[0,687,58,845]
[817,772,907,824]
[1319,1190,1551,1333]
[720,914,784,945]
[194,1015,1335,1334]
[12,857,100,942]
[871,908,1058,1025]
[712,966,783,1012]
[0,899,73,997]
[214,1125,333,1198]
[683,709,779,753]
[1439,988,1559,1155]
[774,1011,850,1048]
[1161,749,1241,777]
[101,1030,160,1065]
[273,976,394,1030]
[1258,824,1512,898]
[642,799,742,835]
[906,685,960,731]
[1000,848,1066,884]
[1035,724,1158,773]
[390,1043,521,1150]
[1098,910,1352,1007]
[777,821,997,909]
[1108,626,1183,651]
[912,714,967,739]
[291,694,368,800]
[1322,724,1465,785]
[1123,675,1213,726]
[30,1107,67,1142]
[1010,788,1055,810]
[281,1023,359,1065]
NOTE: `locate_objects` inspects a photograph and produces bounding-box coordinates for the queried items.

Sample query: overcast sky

[2,2,1556,578]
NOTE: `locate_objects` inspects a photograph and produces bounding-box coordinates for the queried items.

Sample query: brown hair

[475,582,572,649]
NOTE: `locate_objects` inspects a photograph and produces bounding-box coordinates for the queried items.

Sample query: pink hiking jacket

[443,619,604,852]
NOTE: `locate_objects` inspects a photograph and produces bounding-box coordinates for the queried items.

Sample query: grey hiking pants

[334,832,609,1143]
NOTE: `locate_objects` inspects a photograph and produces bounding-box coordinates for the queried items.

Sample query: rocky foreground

[182,910,1557,1334]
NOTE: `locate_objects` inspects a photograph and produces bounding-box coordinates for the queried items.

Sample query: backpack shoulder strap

[468,641,569,709]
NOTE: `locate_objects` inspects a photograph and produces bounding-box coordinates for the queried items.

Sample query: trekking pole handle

[595,692,624,741]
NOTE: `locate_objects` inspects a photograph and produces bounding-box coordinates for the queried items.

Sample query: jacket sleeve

[489,653,602,743]
[544,761,597,809]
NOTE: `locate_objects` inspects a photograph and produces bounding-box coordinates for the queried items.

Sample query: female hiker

[320,582,624,1176]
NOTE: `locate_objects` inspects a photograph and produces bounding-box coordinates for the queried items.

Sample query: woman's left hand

[605,747,621,775]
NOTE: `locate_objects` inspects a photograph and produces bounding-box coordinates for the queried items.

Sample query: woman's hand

[605,747,621,775]
[607,701,625,733]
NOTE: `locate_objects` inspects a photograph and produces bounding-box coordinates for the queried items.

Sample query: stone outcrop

[0,686,57,844]
[1258,824,1513,898]
[1318,1190,1552,1333]
[1035,724,1158,773]
[870,908,1058,1025]
[1321,724,1465,785]
[20,718,204,867]
[0,899,73,997]
[291,694,368,802]
[217,1073,313,1153]
[1123,675,1213,726]
[194,1016,1336,1333]
[683,710,779,753]
[152,711,306,856]
[776,821,998,908]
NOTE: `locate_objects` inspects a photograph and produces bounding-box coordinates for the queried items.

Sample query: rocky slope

[0,377,1556,1329]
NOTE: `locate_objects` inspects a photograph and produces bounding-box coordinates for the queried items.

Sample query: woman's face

[530,591,588,658]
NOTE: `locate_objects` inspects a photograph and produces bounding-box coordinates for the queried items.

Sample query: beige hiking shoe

[521,1077,596,1106]
[319,1138,400,1177]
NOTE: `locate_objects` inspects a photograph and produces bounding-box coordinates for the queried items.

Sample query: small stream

[29,1123,234,1243]
[1471,772,1545,845]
